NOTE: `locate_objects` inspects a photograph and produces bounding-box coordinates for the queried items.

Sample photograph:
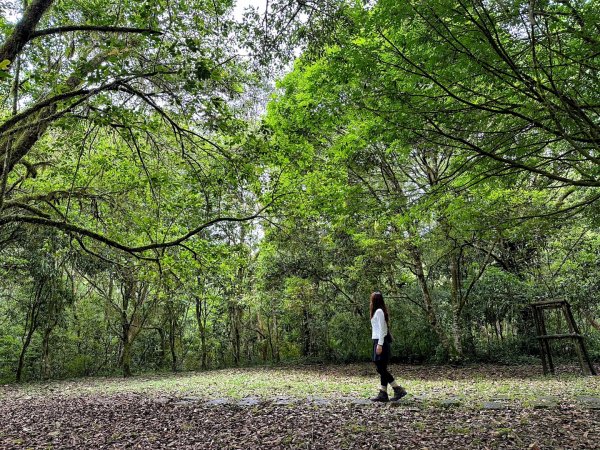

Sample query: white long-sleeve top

[371,308,388,346]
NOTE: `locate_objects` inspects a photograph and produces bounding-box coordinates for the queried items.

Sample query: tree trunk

[157,327,166,368]
[463,311,477,358]
[73,306,82,354]
[200,331,207,369]
[266,313,280,362]
[258,313,269,361]
[16,327,35,382]
[450,305,464,363]
[169,315,177,372]
[449,253,464,362]
[120,305,133,377]
[122,334,132,378]
[301,305,310,357]
[118,269,139,378]
[195,295,208,370]
[273,314,280,362]
[264,316,272,362]
[0,0,54,64]
[16,282,44,382]
[408,243,455,357]
[233,317,241,365]
[229,302,242,366]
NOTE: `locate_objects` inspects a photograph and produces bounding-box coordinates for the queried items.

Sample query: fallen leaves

[0,364,599,449]
[0,393,598,449]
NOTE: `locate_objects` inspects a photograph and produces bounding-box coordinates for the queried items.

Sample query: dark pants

[372,338,394,387]
[374,360,395,387]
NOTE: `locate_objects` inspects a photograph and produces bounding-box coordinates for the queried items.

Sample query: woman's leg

[374,361,384,388]
[376,360,407,401]
[382,361,394,386]
[374,360,394,387]
[371,361,390,401]
[387,365,407,400]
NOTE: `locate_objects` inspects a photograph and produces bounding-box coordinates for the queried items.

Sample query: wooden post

[532,305,549,375]
[564,302,597,376]
[538,307,555,374]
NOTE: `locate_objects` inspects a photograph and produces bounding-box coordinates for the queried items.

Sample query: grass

[3,363,599,409]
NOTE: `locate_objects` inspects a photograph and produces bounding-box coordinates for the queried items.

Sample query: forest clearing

[1,0,600,448]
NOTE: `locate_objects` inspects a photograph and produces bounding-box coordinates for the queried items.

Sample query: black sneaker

[390,387,407,402]
[371,390,389,402]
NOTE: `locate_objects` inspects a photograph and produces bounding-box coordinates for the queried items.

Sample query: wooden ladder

[531,300,596,375]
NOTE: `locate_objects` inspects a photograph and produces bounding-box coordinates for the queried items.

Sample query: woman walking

[370,291,407,402]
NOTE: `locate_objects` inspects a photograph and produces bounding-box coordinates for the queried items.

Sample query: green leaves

[0,59,10,80]
[194,59,212,80]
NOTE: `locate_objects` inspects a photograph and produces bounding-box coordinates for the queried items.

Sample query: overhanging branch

[0,195,285,254]
[30,26,162,39]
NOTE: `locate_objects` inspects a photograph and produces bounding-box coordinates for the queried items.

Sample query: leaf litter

[1,364,599,449]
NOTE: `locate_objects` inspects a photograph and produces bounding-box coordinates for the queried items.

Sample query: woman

[370,291,407,402]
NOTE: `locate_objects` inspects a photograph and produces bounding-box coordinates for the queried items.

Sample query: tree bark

[450,305,464,362]
[16,280,44,382]
[301,305,310,357]
[195,294,208,370]
[16,326,35,382]
[272,314,280,362]
[0,0,54,64]
[120,274,133,378]
[229,302,242,365]
[449,252,464,362]
[169,313,177,372]
[121,334,132,378]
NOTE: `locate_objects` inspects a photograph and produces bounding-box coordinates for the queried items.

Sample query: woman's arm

[375,309,386,346]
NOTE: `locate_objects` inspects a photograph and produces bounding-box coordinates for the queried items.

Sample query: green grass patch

[3,363,599,409]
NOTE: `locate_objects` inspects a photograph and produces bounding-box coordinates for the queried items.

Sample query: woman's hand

[376,344,383,355]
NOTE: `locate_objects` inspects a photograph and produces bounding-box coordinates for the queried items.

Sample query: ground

[1,364,599,449]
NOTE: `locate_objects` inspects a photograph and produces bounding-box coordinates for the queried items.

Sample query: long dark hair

[369,291,389,323]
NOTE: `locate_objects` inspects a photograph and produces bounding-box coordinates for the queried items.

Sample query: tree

[362,0,600,192]
[11,229,74,381]
[261,2,587,360]
[0,0,270,259]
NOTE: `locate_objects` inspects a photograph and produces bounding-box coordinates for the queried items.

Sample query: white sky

[232,0,267,21]
[3,1,267,24]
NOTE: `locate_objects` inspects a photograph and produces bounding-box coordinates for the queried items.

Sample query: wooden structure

[531,300,596,375]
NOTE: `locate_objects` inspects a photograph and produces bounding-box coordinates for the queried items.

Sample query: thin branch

[30,26,162,39]
[0,195,284,254]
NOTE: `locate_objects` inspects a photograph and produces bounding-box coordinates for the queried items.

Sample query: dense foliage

[0,0,598,382]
